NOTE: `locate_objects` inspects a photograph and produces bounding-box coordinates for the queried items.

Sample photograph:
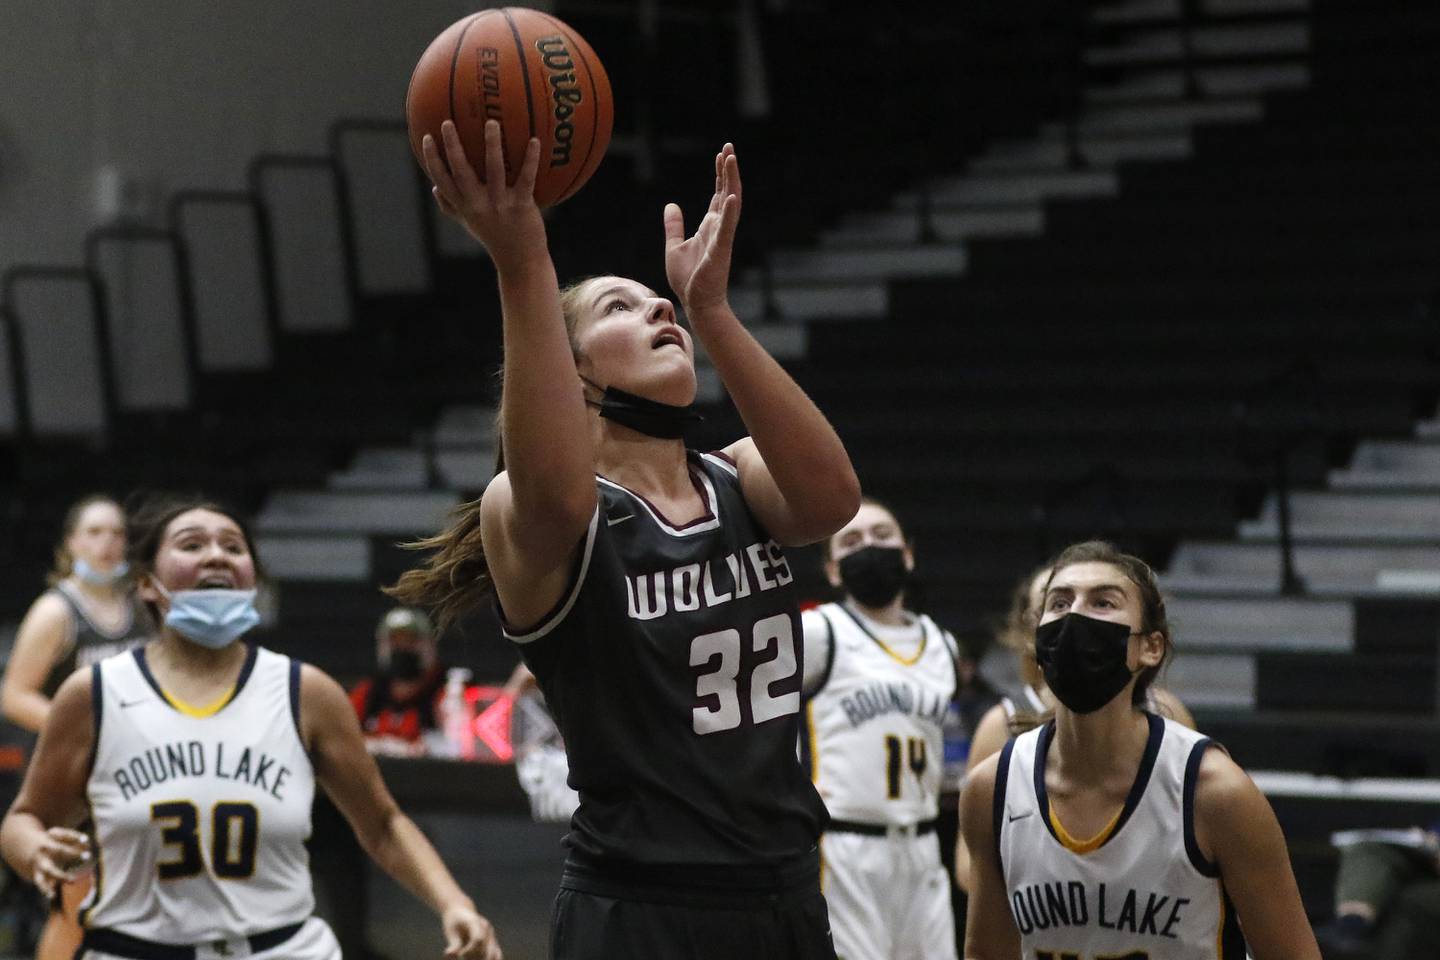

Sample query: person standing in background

[349,607,449,754]
[1,495,154,960]
[502,662,580,824]
[801,498,963,960]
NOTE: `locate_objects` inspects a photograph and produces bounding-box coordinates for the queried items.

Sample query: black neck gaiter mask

[582,377,704,439]
[1033,612,1138,714]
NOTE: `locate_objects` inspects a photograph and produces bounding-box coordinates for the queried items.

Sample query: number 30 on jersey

[690,613,799,734]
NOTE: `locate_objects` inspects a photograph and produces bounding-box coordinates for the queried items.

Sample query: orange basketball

[405,7,613,208]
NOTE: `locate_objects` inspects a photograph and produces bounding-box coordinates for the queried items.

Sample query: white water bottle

[440,668,474,760]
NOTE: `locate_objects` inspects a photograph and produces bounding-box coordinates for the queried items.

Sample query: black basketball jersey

[43,583,153,698]
[503,451,826,865]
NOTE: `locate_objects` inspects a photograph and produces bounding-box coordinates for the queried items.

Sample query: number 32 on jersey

[690,613,799,734]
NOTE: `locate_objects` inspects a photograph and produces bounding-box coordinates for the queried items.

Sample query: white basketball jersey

[996,714,1247,959]
[802,603,959,825]
[84,646,317,941]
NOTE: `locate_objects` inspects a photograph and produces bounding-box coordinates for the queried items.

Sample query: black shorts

[551,849,836,960]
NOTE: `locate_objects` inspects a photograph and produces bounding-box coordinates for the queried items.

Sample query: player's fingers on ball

[516,137,542,197]
[480,120,507,204]
[432,187,458,217]
[422,136,461,205]
[442,121,485,200]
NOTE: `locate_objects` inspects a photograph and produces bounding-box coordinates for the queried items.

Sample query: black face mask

[838,546,909,608]
[1033,613,1138,714]
[582,377,704,439]
[388,649,424,681]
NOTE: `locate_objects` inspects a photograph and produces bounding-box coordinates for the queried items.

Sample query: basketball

[405,7,613,209]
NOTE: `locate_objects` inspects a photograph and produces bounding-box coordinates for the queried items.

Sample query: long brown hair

[384,276,602,632]
[47,494,122,587]
[998,562,1048,664]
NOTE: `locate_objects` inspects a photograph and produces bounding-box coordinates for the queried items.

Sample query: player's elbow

[825,467,863,532]
[792,470,862,545]
[0,686,34,731]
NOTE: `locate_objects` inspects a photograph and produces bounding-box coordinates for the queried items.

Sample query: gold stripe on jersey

[872,631,927,666]
[160,684,238,719]
[839,604,929,666]
[1048,803,1123,855]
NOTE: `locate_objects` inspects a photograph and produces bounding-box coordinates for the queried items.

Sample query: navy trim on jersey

[993,737,1015,875]
[808,608,838,695]
[1183,737,1221,877]
[79,797,102,928]
[1034,711,1164,853]
[500,507,600,644]
[87,663,103,777]
[289,658,304,744]
[132,642,259,717]
[835,603,928,665]
[1220,888,1248,958]
[940,625,963,694]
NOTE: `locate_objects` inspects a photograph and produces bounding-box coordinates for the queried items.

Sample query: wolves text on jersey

[111,740,295,803]
[839,680,949,729]
[1011,881,1192,941]
[625,539,793,622]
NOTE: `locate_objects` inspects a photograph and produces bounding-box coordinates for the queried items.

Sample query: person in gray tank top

[3,496,153,731]
[1,495,153,960]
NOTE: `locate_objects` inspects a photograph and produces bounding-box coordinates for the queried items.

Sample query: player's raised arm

[423,120,597,575]
[665,145,860,546]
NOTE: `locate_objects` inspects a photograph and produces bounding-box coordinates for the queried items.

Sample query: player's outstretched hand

[664,143,742,317]
[29,826,90,899]
[442,902,503,960]
[423,119,547,276]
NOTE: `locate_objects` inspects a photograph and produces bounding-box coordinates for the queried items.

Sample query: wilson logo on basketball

[536,35,582,168]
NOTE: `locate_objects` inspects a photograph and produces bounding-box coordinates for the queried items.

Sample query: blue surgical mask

[157,585,260,649]
[74,559,129,586]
